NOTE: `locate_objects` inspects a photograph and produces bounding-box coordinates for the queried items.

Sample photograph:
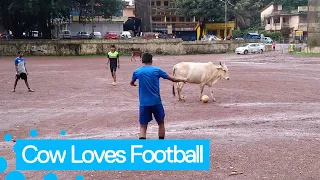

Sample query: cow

[172,61,230,102]
[131,48,142,61]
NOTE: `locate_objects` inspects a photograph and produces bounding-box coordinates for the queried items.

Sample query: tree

[0,0,124,38]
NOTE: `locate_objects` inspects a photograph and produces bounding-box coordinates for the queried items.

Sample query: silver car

[59,30,71,39]
[90,32,103,39]
[77,32,90,39]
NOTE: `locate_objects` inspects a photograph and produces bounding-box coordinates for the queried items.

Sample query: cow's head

[217,62,230,80]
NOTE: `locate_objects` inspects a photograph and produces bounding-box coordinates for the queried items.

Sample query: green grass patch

[294,52,320,57]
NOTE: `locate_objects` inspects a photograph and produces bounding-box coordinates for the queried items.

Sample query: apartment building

[135,0,198,40]
[261,3,309,42]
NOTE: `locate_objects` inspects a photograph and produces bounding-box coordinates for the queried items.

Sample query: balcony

[152,22,197,31]
[152,7,180,15]
[282,23,290,28]
[298,23,308,31]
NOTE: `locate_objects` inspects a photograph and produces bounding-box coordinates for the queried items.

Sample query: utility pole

[307,0,309,52]
[91,0,94,33]
[150,0,153,32]
[225,0,227,39]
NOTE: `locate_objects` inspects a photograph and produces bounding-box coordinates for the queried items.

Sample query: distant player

[12,51,34,92]
[272,41,276,51]
[107,45,120,86]
[130,53,187,140]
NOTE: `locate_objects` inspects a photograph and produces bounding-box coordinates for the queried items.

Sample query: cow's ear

[217,65,223,69]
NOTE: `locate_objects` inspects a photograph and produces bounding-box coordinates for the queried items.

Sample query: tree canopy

[173,0,308,30]
[0,0,123,38]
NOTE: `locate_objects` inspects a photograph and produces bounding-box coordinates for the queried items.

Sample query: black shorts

[110,66,117,73]
[16,73,27,80]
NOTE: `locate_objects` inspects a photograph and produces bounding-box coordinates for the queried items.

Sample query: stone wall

[0,39,271,56]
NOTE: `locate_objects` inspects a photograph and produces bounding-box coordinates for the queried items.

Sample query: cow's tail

[172,65,177,97]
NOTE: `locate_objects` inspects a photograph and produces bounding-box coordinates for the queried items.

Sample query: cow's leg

[177,82,185,102]
[199,83,205,101]
[209,86,216,102]
[210,80,218,102]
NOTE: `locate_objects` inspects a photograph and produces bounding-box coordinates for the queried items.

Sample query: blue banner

[14,140,210,171]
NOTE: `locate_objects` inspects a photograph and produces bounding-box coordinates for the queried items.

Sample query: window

[172,17,176,22]
[166,17,171,22]
[156,1,161,6]
[179,17,184,22]
[164,1,169,6]
[186,17,191,22]
[154,17,161,22]
[152,17,156,22]
[151,1,154,6]
[283,18,288,23]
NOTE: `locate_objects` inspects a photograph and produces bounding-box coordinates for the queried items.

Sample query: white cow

[172,62,230,102]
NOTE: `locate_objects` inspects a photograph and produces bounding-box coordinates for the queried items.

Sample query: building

[261,3,310,42]
[195,21,235,40]
[122,1,135,18]
[135,0,198,40]
[52,2,131,38]
[135,0,152,32]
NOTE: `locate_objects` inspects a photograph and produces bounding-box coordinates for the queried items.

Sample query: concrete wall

[0,39,271,56]
[304,47,320,53]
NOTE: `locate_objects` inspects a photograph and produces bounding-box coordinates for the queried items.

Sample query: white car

[59,30,72,39]
[120,31,132,39]
[235,43,264,55]
[202,35,221,41]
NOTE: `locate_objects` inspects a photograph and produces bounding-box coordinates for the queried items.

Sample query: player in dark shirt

[107,45,120,86]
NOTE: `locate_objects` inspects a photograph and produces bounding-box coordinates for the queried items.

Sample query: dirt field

[1,51,320,180]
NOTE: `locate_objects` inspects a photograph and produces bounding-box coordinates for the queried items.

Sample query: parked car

[0,34,6,39]
[202,35,221,41]
[158,34,176,39]
[120,31,132,39]
[90,32,103,39]
[77,32,90,39]
[234,37,245,40]
[141,32,158,39]
[235,43,264,54]
[105,32,119,39]
[258,43,265,52]
[59,30,72,39]
[261,37,273,43]
[246,33,260,41]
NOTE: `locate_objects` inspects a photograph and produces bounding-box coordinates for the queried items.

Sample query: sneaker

[112,82,116,86]
[28,89,34,92]
[12,89,16,92]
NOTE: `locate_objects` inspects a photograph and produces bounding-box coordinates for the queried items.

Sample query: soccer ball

[201,95,209,103]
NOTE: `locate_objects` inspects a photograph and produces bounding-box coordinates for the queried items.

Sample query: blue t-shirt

[14,57,26,73]
[132,66,169,106]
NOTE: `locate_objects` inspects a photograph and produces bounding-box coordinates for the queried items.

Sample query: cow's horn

[220,62,222,66]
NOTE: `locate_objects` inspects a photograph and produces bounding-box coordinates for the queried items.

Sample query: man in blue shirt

[13,51,34,92]
[131,53,187,140]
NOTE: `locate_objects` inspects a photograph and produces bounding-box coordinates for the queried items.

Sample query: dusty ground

[0,51,320,180]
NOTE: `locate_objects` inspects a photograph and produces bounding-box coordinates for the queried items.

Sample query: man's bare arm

[130,80,137,86]
[167,75,187,83]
